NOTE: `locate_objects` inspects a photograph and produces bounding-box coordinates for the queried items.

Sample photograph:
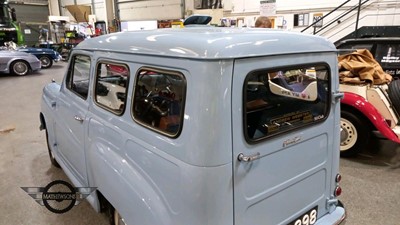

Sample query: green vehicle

[0,0,24,46]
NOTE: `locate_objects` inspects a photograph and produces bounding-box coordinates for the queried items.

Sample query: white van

[40,27,346,225]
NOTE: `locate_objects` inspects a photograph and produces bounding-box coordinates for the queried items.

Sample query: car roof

[75,27,336,60]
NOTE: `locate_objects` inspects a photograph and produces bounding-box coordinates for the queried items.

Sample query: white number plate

[288,206,318,225]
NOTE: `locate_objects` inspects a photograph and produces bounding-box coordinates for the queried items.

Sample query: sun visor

[66,5,91,22]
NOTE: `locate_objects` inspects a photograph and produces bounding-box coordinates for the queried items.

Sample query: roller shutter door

[10,3,49,46]
[116,0,183,21]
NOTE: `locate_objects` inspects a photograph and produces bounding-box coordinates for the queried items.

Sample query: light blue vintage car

[40,27,346,225]
[0,50,41,76]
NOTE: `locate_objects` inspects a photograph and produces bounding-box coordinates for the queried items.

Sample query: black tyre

[39,56,53,69]
[340,110,370,157]
[387,79,400,115]
[11,60,29,76]
[45,129,61,168]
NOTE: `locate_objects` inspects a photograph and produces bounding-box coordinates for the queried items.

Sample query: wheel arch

[39,112,46,130]
[9,59,32,73]
[38,55,53,68]
[340,104,373,130]
[341,92,400,143]
[10,59,31,68]
[38,54,52,60]
[87,140,172,225]
[96,190,109,213]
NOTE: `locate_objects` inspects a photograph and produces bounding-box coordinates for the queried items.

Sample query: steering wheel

[158,84,175,99]
[141,95,169,117]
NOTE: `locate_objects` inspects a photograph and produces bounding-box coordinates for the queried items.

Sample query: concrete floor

[340,139,400,225]
[0,63,109,225]
[0,62,399,225]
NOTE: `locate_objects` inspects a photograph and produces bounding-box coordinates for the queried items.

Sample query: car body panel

[341,91,400,143]
[0,50,41,74]
[38,43,76,61]
[18,47,62,66]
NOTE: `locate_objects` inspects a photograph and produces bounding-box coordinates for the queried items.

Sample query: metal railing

[301,0,372,38]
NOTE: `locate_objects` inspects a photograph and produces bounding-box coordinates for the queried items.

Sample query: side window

[132,68,186,137]
[66,55,91,99]
[375,43,400,68]
[244,65,330,141]
[94,62,129,114]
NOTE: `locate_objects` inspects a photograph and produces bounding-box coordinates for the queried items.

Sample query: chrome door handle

[74,115,84,123]
[237,152,261,162]
[332,92,344,103]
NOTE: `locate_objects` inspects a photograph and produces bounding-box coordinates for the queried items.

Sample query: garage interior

[0,0,400,224]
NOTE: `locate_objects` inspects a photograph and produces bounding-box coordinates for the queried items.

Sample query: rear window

[244,64,330,141]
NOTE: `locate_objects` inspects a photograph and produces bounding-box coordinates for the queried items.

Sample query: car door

[232,53,339,225]
[54,53,92,186]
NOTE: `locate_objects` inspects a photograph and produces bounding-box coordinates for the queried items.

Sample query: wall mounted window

[66,55,91,99]
[94,62,129,115]
[132,68,186,137]
[244,64,330,142]
[294,13,309,27]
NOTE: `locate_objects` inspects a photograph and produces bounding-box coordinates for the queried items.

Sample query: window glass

[375,43,400,68]
[294,13,309,27]
[66,55,91,99]
[95,62,129,114]
[132,68,186,137]
[244,65,330,141]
